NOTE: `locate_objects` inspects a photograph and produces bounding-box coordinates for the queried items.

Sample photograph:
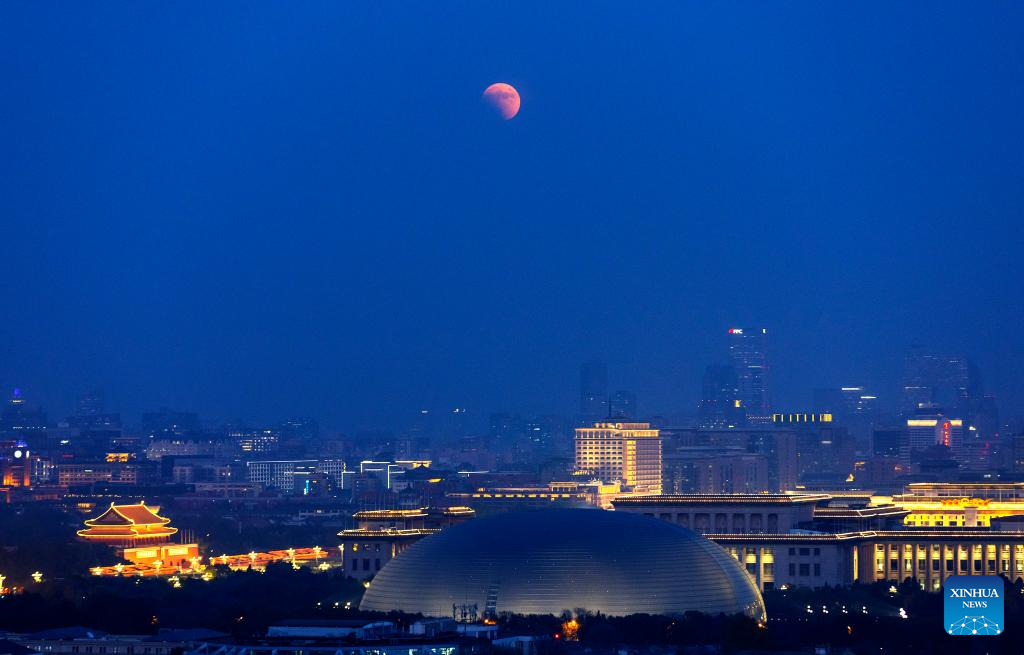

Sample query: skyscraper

[609,390,637,419]
[727,328,770,417]
[813,386,879,453]
[901,346,977,416]
[579,360,608,419]
[698,364,743,428]
[574,421,662,493]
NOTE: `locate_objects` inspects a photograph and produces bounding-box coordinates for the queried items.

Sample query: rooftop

[613,493,830,506]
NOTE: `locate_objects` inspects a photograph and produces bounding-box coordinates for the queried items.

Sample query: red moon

[482,82,520,120]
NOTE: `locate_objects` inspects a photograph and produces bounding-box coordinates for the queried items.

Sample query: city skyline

[3,3,1024,651]
[0,337,1013,434]
[2,3,1023,429]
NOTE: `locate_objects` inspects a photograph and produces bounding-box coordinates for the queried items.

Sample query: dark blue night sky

[2,2,1022,428]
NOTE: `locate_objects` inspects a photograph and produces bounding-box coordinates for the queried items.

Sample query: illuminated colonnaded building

[614,493,1024,592]
[888,482,1024,528]
[574,421,662,493]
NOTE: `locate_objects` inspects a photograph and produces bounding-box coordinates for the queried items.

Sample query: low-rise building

[615,493,1024,592]
[337,506,475,580]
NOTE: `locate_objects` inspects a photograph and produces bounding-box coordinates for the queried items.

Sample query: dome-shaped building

[359,509,764,620]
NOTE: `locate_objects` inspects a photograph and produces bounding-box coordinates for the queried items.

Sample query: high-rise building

[609,390,637,419]
[142,410,201,440]
[813,386,879,453]
[0,389,48,448]
[727,328,770,417]
[574,421,662,493]
[698,364,742,428]
[76,389,106,416]
[901,347,978,416]
[579,360,608,419]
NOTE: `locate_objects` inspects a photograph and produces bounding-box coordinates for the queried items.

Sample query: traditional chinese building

[77,501,178,546]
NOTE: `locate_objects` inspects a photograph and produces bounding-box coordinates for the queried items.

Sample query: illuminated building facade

[891,482,1024,527]
[123,542,200,567]
[246,459,346,494]
[77,502,178,545]
[615,493,1024,592]
[727,327,770,417]
[359,460,432,490]
[337,506,474,580]
[0,440,32,487]
[710,531,1024,592]
[574,422,662,493]
[446,480,621,513]
[904,408,964,461]
[57,461,145,487]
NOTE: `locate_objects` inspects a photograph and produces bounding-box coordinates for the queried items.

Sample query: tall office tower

[813,386,879,453]
[902,347,978,415]
[609,390,637,419]
[698,364,743,428]
[575,421,662,493]
[76,389,105,416]
[579,360,608,419]
[0,389,48,447]
[141,410,201,440]
[727,327,770,417]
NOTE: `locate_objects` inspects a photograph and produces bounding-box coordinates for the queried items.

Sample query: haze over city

[2,3,1022,429]
[3,4,1024,654]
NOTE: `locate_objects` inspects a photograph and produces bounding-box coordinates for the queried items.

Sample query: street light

[31,572,43,584]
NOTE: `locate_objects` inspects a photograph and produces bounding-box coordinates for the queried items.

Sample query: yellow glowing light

[561,618,580,642]
[31,571,43,583]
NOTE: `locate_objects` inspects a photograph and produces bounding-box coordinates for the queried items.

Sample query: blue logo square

[944,575,1004,636]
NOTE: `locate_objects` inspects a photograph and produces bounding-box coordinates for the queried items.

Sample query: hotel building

[574,422,662,493]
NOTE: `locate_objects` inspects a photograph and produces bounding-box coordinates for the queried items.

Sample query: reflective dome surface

[360,508,765,620]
